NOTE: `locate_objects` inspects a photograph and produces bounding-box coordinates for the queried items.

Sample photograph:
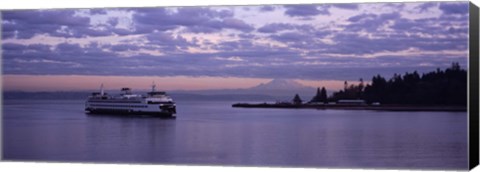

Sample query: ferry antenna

[151,81,156,92]
[100,83,104,96]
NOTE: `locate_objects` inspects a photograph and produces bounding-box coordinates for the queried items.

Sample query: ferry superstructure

[85,84,176,117]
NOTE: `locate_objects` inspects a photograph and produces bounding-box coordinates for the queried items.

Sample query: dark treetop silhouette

[325,62,467,106]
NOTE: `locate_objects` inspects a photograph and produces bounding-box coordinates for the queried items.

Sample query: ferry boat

[85,84,176,118]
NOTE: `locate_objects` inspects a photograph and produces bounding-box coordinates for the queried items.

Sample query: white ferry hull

[85,86,177,118]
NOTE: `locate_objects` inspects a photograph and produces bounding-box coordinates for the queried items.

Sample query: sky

[1,1,470,91]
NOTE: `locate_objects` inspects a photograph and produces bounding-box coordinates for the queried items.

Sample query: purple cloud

[89,9,108,15]
[111,28,134,36]
[415,2,437,12]
[237,33,256,39]
[376,12,401,21]
[106,44,141,52]
[346,12,400,32]
[27,44,52,52]
[1,9,126,39]
[145,32,196,52]
[284,5,329,17]
[270,31,316,44]
[2,43,27,51]
[213,39,255,52]
[55,43,84,54]
[259,6,276,12]
[347,13,376,22]
[258,23,315,33]
[222,18,255,32]
[3,10,89,26]
[330,4,359,10]
[322,27,467,56]
[0,2,470,81]
[132,7,251,34]
[181,18,254,34]
[382,3,406,9]
[439,3,469,15]
[107,18,119,26]
[258,23,295,33]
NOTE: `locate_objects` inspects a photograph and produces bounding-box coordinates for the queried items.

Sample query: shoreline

[231,103,467,112]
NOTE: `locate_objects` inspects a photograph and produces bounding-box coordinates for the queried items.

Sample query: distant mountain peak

[250,79,312,90]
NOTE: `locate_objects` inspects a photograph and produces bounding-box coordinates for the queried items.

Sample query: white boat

[85,84,176,118]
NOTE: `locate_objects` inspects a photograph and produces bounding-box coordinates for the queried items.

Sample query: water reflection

[84,114,177,163]
[3,100,468,170]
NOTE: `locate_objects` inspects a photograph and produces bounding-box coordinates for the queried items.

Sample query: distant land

[232,63,468,112]
[2,79,320,102]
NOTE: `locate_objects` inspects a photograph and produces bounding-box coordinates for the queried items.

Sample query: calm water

[2,100,468,170]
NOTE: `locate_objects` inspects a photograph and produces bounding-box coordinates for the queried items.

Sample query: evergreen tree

[320,87,327,103]
[309,87,322,103]
[330,62,467,106]
[293,94,303,105]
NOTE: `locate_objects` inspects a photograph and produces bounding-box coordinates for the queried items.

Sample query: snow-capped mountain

[170,79,317,101]
[244,79,316,100]
[250,79,313,90]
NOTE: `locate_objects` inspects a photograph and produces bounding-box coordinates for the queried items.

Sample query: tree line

[307,62,467,106]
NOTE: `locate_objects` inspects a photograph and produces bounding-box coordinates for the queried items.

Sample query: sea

[2,99,468,170]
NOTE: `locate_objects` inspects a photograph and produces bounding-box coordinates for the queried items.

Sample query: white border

[0,0,478,172]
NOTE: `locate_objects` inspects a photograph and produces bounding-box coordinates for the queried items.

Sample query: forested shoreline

[308,63,467,106]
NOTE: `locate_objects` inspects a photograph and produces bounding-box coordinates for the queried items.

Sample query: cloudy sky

[1,1,469,91]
